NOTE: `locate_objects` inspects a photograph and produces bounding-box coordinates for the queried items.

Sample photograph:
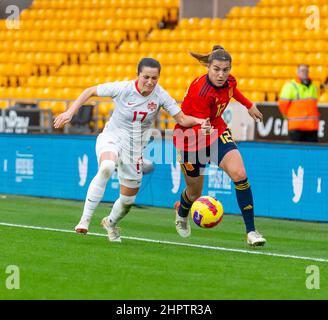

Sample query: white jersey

[97,80,181,154]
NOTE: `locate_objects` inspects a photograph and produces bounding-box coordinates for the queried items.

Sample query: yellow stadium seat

[166,116,176,129]
[310,66,325,82]
[0,100,9,108]
[241,6,254,17]
[161,77,174,89]
[265,92,276,102]
[319,92,328,103]
[278,51,293,64]
[207,19,219,29]
[312,53,327,65]
[0,75,7,86]
[249,91,265,102]
[199,18,212,29]
[258,79,272,92]
[98,101,114,117]
[272,79,286,92]
[251,65,265,78]
[38,101,52,109]
[4,87,15,99]
[51,101,67,115]
[18,87,34,99]
[175,89,186,102]
[96,119,105,130]
[228,6,242,17]
[120,41,139,52]
[181,17,200,29]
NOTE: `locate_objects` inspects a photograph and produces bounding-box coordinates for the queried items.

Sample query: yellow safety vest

[278,79,319,131]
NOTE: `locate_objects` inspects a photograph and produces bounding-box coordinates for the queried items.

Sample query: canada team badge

[147,101,157,111]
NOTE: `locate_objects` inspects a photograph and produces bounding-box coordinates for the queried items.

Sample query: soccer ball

[190,196,224,228]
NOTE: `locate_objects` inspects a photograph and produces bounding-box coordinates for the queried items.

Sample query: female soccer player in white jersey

[54,58,210,242]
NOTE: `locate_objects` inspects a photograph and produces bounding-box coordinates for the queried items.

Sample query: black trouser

[289,130,318,142]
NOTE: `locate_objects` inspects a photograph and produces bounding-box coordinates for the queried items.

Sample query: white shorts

[95,132,143,188]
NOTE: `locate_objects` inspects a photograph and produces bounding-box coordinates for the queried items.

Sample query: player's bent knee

[99,160,116,180]
[120,194,137,209]
[230,169,247,182]
[120,178,141,189]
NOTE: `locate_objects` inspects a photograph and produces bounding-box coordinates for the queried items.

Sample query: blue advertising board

[0,134,327,222]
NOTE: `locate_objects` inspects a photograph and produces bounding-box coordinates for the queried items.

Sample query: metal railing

[0,98,53,134]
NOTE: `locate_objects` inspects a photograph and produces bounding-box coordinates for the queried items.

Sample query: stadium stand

[0,0,327,132]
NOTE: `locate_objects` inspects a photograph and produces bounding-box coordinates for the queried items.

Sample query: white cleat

[247,230,266,247]
[101,217,121,243]
[174,201,191,238]
[75,218,90,234]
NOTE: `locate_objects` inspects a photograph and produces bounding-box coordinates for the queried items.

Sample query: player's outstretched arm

[233,87,263,122]
[248,104,263,122]
[54,86,98,128]
[173,111,208,128]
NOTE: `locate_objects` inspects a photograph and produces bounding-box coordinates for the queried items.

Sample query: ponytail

[190,45,231,66]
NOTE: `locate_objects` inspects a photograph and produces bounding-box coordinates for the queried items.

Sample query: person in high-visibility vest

[278,64,319,142]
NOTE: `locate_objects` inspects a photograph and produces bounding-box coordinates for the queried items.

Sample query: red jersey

[173,74,253,151]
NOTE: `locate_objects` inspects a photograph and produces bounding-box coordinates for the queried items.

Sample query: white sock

[108,194,136,227]
[80,160,116,221]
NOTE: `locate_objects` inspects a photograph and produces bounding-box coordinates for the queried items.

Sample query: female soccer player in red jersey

[173,46,266,246]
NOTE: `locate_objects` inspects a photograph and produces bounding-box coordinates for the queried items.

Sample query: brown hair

[190,45,232,67]
[137,57,161,75]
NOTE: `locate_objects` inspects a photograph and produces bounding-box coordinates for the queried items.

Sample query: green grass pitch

[0,195,327,300]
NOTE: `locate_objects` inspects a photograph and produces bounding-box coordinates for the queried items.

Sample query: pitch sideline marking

[0,222,328,263]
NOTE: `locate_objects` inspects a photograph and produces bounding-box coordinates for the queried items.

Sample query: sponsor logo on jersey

[147,101,157,111]
[127,101,136,106]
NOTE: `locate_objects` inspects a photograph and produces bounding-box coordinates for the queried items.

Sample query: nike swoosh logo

[128,102,136,105]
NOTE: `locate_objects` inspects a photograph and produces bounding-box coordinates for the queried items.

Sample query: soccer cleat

[247,230,266,247]
[174,201,191,238]
[75,218,90,234]
[101,217,121,242]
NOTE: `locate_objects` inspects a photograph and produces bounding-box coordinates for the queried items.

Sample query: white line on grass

[1,222,328,263]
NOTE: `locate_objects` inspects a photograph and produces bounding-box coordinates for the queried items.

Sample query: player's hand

[248,105,263,122]
[200,118,214,135]
[54,111,73,128]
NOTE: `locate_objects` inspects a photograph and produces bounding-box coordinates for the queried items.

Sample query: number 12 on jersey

[132,111,148,122]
